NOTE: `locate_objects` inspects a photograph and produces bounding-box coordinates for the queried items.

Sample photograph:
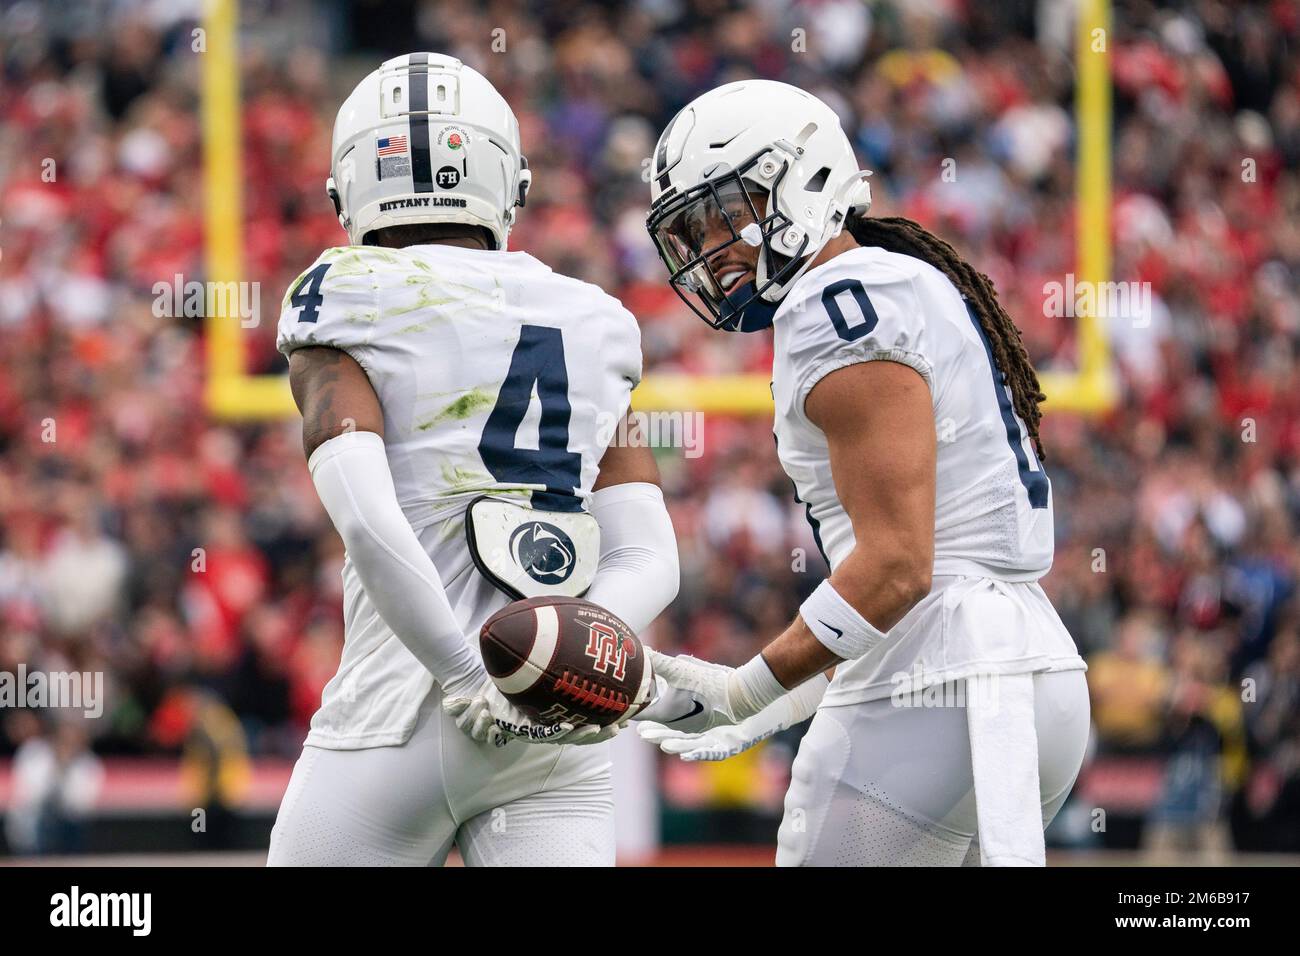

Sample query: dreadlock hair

[846,214,1047,461]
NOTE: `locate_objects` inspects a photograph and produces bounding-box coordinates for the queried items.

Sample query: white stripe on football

[491,603,560,694]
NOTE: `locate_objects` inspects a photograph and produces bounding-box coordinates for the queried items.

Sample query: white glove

[644,648,787,734]
[631,675,710,733]
[638,673,828,761]
[441,675,606,748]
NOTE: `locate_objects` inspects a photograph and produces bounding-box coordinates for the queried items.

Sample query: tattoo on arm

[288,347,384,460]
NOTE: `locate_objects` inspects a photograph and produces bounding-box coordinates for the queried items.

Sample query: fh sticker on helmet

[510,521,576,585]
[436,166,460,188]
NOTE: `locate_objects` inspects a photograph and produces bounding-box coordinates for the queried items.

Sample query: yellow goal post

[202,0,1115,419]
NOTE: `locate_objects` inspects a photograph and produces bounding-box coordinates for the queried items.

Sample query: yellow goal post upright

[202,0,1116,420]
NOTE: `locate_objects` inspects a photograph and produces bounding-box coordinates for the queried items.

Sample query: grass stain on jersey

[330,250,384,273]
[439,463,493,493]
[386,284,461,318]
[437,517,466,541]
[415,387,496,431]
[281,249,384,309]
[396,319,435,333]
[353,248,398,266]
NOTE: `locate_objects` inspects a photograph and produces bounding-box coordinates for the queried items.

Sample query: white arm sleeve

[584,482,679,635]
[309,431,483,693]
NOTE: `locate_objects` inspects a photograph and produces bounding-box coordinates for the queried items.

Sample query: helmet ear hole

[804,167,832,193]
[516,160,531,208]
[326,177,346,225]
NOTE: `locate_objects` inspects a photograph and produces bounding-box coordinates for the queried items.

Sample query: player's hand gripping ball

[480,597,654,729]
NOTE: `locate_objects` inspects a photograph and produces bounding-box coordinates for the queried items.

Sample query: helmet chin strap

[717,279,780,332]
[712,222,811,333]
[711,223,778,331]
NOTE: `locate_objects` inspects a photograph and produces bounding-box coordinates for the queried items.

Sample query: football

[480,596,654,728]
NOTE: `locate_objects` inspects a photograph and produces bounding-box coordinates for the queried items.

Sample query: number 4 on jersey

[478,325,583,512]
[290,263,332,324]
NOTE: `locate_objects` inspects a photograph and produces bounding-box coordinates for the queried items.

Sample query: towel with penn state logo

[465,495,600,600]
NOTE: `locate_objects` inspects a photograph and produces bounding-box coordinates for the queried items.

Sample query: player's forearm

[765,545,931,687]
[310,431,482,690]
[585,482,680,635]
[760,616,842,688]
[827,544,932,634]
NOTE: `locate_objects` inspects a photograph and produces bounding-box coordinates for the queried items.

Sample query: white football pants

[776,669,1090,866]
[267,691,613,866]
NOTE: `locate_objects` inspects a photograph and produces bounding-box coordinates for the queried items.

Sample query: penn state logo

[509,521,577,585]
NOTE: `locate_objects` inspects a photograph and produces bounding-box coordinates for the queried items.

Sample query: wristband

[799,579,888,660]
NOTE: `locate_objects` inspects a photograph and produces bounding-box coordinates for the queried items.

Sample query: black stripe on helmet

[407,53,433,193]
[655,108,683,191]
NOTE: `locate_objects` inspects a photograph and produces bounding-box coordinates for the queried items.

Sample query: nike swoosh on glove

[637,673,829,760]
[632,674,713,734]
[639,650,754,733]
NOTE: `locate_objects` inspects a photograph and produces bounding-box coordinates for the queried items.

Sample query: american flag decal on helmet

[376,135,408,157]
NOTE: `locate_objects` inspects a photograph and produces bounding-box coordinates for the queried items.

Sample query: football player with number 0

[637,81,1091,867]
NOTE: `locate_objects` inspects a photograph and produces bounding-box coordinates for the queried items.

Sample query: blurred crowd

[1,0,1299,853]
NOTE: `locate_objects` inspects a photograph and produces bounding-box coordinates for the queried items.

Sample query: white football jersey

[771,246,1085,705]
[276,244,641,747]
[278,244,642,526]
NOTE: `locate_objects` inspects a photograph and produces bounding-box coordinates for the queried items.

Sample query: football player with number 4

[266,54,690,866]
[637,81,1091,866]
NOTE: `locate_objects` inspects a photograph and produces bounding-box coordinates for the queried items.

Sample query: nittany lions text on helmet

[327,53,530,249]
[646,79,873,331]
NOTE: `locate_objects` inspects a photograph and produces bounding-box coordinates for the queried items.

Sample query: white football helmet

[327,53,531,249]
[647,80,872,330]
